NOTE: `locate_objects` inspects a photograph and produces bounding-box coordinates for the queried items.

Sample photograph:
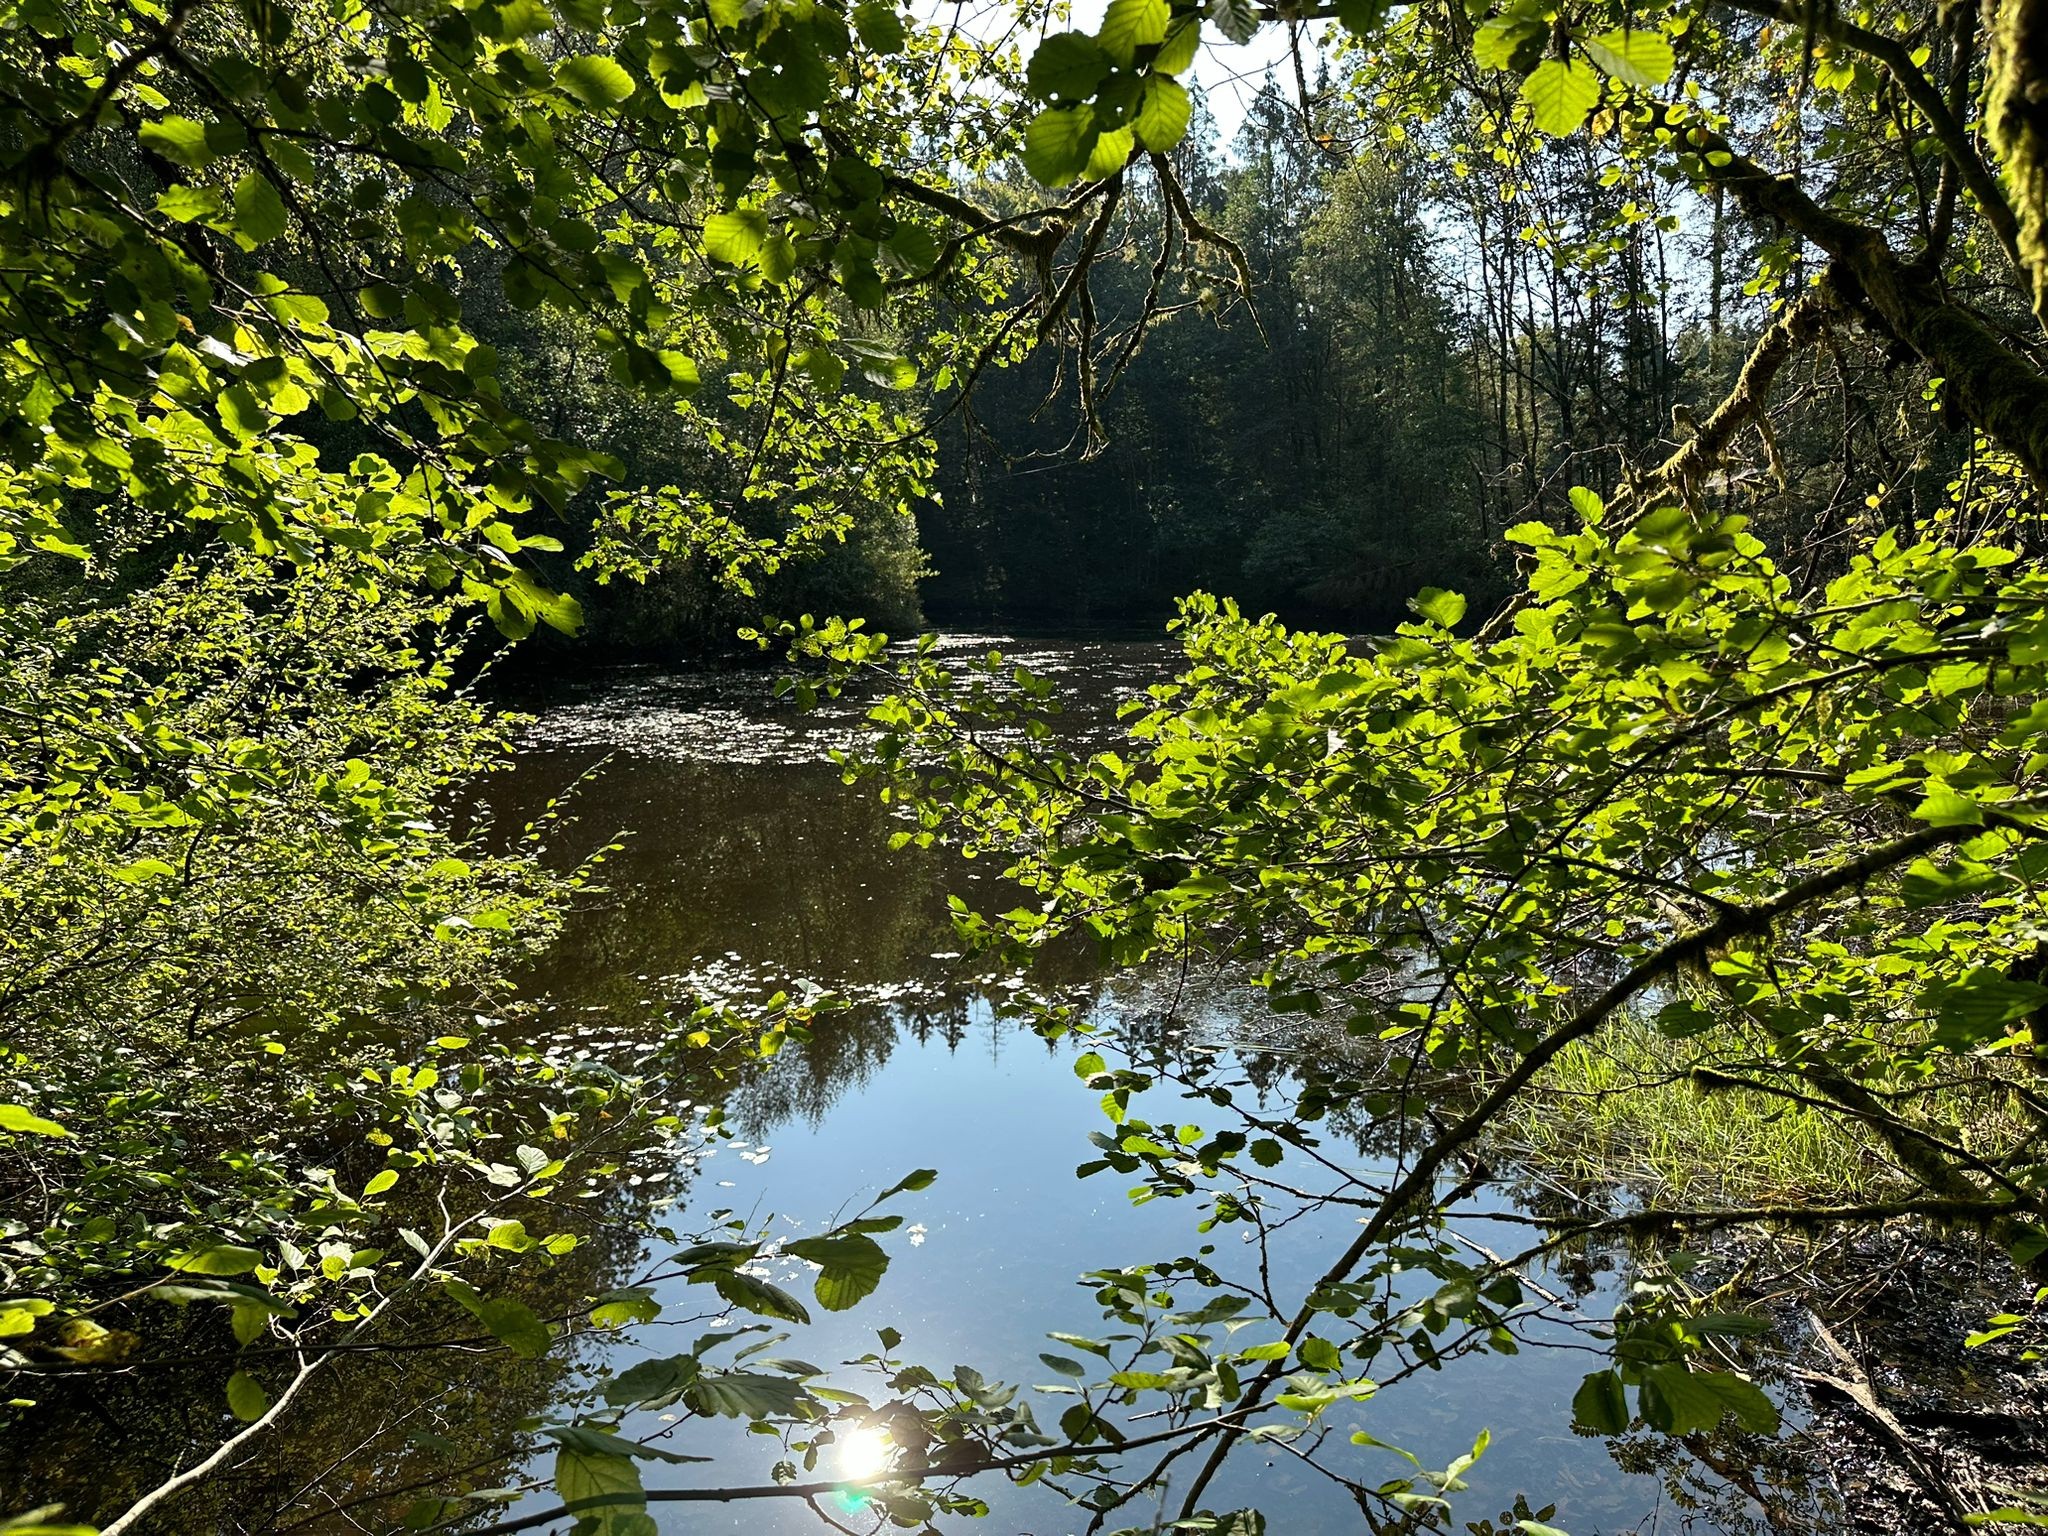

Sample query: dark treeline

[920,79,1968,631]
[925,83,1507,631]
[483,75,1972,653]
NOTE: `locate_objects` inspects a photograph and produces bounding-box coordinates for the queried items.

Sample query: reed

[1489,1017,1889,1205]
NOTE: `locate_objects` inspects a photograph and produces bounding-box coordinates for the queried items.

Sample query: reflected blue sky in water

[494,639,1803,1535]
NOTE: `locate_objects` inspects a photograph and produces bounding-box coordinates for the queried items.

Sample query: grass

[1488,1017,1891,1206]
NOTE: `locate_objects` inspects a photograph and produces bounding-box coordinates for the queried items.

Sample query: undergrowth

[1490,1018,1889,1205]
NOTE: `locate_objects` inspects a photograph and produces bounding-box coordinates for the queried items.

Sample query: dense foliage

[6,0,2048,1524]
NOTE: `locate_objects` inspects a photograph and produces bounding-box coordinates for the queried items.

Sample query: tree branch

[1716,0,2027,296]
[1654,102,2048,488]
[1167,819,1975,1517]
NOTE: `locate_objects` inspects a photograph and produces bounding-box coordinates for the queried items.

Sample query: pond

[482,635,1834,1536]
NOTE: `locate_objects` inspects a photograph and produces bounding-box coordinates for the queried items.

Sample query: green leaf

[1086,129,1136,179]
[1207,0,1260,45]
[754,1356,825,1376]
[854,2,906,51]
[1410,587,1467,627]
[1920,967,2048,1043]
[877,1167,938,1199]
[842,340,917,389]
[219,385,269,441]
[232,173,288,246]
[1682,1312,1773,1338]
[1110,1367,1177,1390]
[1275,1379,1376,1414]
[230,1301,272,1346]
[1155,14,1201,74]
[139,115,213,167]
[1639,1364,1778,1435]
[447,1281,554,1358]
[704,209,770,266]
[884,222,937,274]
[1048,1331,1113,1357]
[1098,0,1169,65]
[2010,1226,2048,1268]
[1571,1368,1630,1434]
[1297,1336,1342,1372]
[785,1233,889,1311]
[226,1370,268,1421]
[479,1297,553,1358]
[156,185,221,223]
[1333,0,1389,33]
[760,231,797,284]
[554,1443,650,1535]
[1581,27,1674,87]
[168,1245,263,1276]
[710,1270,813,1324]
[0,1105,66,1138]
[1520,58,1602,136]
[151,1281,291,1314]
[605,1354,699,1407]
[555,54,636,106]
[363,1169,399,1198]
[673,1241,758,1271]
[687,1370,808,1419]
[590,1288,661,1328]
[0,1300,52,1339]
[1028,31,1111,100]
[1653,998,1719,1038]
[1442,1425,1491,1486]
[836,251,884,310]
[1913,780,1985,827]
[1023,106,1100,186]
[1132,75,1192,151]
[546,1425,711,1465]
[484,1219,538,1252]
[1473,14,1540,69]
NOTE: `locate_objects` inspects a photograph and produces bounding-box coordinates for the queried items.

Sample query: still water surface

[495,636,1809,1536]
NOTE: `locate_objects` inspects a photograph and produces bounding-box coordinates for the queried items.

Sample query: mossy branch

[1654,102,2048,489]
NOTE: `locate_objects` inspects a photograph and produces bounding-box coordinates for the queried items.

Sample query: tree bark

[1987,0,2048,319]
[1665,105,2048,489]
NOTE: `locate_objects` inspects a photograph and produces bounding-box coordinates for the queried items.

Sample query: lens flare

[838,1424,894,1482]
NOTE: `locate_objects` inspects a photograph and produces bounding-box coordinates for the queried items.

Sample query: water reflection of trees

[6,654,1878,1533]
[0,1169,663,1533]
[507,757,976,1006]
[459,687,1892,1536]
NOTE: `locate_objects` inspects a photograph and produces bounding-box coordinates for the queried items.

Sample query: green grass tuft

[1490,1018,1890,1205]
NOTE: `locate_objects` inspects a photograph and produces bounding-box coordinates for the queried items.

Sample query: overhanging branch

[1656,102,2048,488]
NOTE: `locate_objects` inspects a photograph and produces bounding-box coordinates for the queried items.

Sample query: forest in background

[498,68,1982,652]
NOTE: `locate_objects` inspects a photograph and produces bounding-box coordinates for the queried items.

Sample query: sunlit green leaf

[556,54,636,105]
[1520,58,1602,136]
[1098,0,1169,65]
[226,1370,269,1422]
[1581,27,1674,87]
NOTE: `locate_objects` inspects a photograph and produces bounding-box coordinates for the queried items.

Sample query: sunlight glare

[838,1424,895,1482]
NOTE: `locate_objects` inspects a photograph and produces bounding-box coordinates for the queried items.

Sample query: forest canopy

[5,0,2048,1526]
